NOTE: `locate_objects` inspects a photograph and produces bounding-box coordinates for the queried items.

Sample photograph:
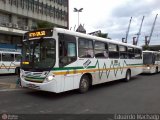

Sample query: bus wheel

[79,75,90,93]
[125,70,131,82]
[15,67,20,75]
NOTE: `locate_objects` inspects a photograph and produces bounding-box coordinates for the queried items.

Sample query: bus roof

[0,50,21,54]
[143,50,160,53]
[54,27,142,49]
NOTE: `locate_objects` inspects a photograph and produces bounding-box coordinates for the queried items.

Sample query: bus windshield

[143,52,155,65]
[21,38,56,71]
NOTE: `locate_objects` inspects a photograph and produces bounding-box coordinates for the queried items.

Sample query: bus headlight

[147,67,150,69]
[44,74,55,83]
[47,76,54,81]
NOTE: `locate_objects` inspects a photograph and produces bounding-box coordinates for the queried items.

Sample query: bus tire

[79,75,90,93]
[15,67,20,75]
[125,69,131,82]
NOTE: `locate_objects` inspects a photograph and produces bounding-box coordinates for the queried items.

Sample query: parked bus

[20,27,143,93]
[143,50,160,74]
[0,49,21,74]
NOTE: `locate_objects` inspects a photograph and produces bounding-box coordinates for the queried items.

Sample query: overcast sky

[69,0,160,46]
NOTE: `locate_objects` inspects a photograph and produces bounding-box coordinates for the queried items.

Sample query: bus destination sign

[29,31,46,38]
[27,29,53,38]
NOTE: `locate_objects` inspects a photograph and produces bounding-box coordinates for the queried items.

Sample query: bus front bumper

[143,67,154,74]
[21,77,58,93]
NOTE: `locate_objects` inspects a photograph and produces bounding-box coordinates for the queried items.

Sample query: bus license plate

[27,84,40,89]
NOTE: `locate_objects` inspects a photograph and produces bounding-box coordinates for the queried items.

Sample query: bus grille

[23,71,48,83]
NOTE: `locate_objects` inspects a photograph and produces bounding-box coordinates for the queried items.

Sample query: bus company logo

[83,59,91,69]
[2,113,8,120]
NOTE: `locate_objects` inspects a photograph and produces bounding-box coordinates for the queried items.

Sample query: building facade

[0,0,69,49]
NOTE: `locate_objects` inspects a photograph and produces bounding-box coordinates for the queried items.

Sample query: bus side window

[59,34,77,67]
[128,47,135,59]
[0,53,1,61]
[15,54,21,62]
[119,45,128,59]
[95,41,108,58]
[67,43,76,57]
[59,41,63,56]
[156,53,160,61]
[158,53,160,60]
[78,38,94,58]
[108,44,119,59]
[135,48,142,59]
[152,53,156,64]
[2,53,14,61]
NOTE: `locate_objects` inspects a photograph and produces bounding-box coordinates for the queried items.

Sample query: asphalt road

[0,73,160,114]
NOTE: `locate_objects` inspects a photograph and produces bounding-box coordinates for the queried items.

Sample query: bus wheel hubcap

[81,79,87,88]
[127,72,130,80]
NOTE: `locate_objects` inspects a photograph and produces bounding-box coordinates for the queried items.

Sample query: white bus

[0,50,21,74]
[20,27,143,93]
[143,50,160,74]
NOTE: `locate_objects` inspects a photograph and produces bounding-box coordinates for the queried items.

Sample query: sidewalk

[0,74,20,90]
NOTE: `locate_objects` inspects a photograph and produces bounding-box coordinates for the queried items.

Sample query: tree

[142,45,150,50]
[97,33,111,39]
[37,21,55,29]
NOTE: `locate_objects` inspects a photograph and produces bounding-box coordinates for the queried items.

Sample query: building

[0,0,69,50]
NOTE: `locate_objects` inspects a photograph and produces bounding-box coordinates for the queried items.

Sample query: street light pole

[74,8,83,27]
[78,11,79,27]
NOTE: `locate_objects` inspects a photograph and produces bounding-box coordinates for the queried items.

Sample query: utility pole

[74,8,83,28]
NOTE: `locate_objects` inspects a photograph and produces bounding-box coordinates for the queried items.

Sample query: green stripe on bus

[25,76,45,80]
[53,64,142,71]
[52,60,143,71]
[53,66,95,71]
[127,64,143,66]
